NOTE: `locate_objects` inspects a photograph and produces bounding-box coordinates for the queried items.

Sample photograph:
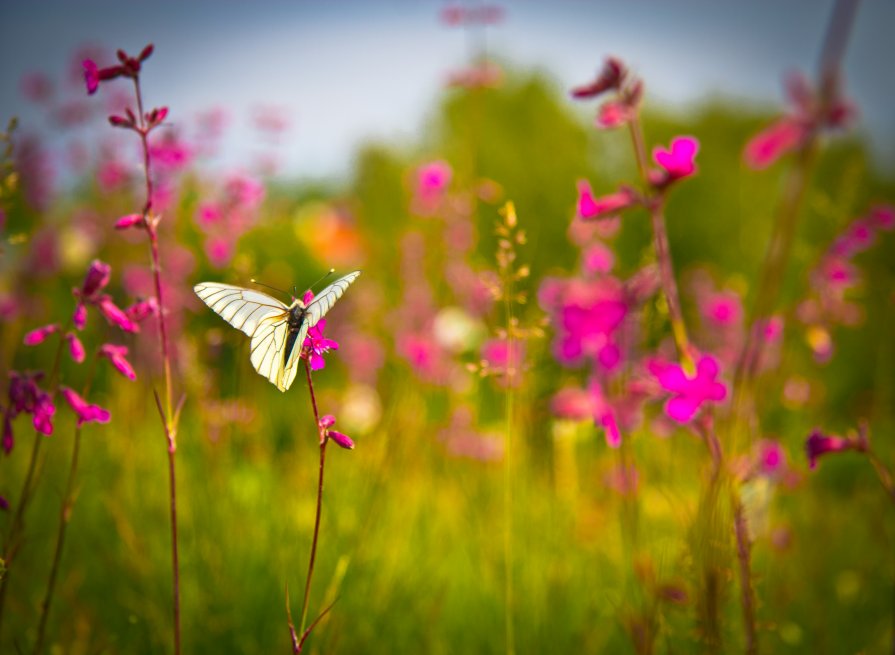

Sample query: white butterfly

[193,271,360,392]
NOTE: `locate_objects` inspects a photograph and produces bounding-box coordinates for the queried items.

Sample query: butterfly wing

[193,282,293,391]
[304,271,361,329]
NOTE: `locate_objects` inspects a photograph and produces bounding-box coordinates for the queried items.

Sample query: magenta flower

[576,180,637,220]
[649,355,727,423]
[82,60,100,95]
[114,213,144,230]
[66,332,86,363]
[303,319,339,371]
[481,338,525,388]
[23,323,60,346]
[97,295,138,332]
[702,291,742,327]
[870,204,895,230]
[60,387,110,426]
[125,297,158,323]
[743,118,806,169]
[99,344,136,380]
[32,391,56,436]
[317,414,354,450]
[805,428,866,469]
[413,160,452,215]
[595,100,632,129]
[550,382,621,447]
[653,136,699,183]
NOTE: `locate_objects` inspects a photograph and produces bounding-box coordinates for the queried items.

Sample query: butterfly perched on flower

[193,271,360,392]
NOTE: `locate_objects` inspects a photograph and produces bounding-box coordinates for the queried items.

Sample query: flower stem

[502,241,516,655]
[299,359,328,648]
[132,74,181,655]
[0,326,70,636]
[628,117,694,373]
[31,354,99,655]
[732,496,758,655]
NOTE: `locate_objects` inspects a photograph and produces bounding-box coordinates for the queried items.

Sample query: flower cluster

[797,203,894,362]
[83,44,155,95]
[194,172,266,267]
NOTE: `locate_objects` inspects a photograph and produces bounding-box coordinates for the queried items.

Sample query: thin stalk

[132,74,180,655]
[33,354,99,654]
[299,359,328,645]
[627,117,694,373]
[733,497,757,655]
[0,325,70,634]
[502,260,515,655]
[731,0,860,448]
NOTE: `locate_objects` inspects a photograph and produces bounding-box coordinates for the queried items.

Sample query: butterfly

[193,271,360,392]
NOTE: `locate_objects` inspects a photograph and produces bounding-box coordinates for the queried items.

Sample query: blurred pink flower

[870,204,895,230]
[149,132,192,172]
[549,280,627,370]
[303,319,339,371]
[32,391,56,436]
[550,382,622,447]
[481,338,524,388]
[20,72,53,103]
[97,159,130,192]
[653,136,699,183]
[604,463,639,495]
[23,324,60,346]
[744,118,806,169]
[100,344,136,380]
[702,291,742,327]
[204,236,234,268]
[66,332,86,363]
[414,160,452,214]
[60,387,110,426]
[806,428,866,469]
[649,355,727,423]
[97,295,138,332]
[115,213,144,230]
[596,100,631,129]
[125,298,158,323]
[583,242,615,274]
[576,180,636,220]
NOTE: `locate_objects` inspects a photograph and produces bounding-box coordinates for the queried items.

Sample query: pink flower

[583,242,615,274]
[649,355,727,423]
[556,292,627,370]
[653,136,699,183]
[702,292,742,327]
[66,332,86,363]
[204,236,234,268]
[115,213,144,230]
[481,339,524,388]
[77,259,111,299]
[550,383,621,448]
[23,324,60,346]
[414,161,452,214]
[576,180,637,220]
[83,60,100,94]
[97,295,138,332]
[60,387,110,426]
[805,428,866,469]
[72,303,87,330]
[596,101,631,129]
[870,204,895,230]
[125,298,158,323]
[32,391,55,436]
[99,344,136,380]
[757,440,787,477]
[317,414,354,449]
[743,118,806,169]
[303,319,339,371]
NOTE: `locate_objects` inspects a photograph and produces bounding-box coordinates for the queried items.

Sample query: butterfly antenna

[249,278,290,298]
[307,268,337,294]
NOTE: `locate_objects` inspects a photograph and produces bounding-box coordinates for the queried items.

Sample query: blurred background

[1,1,894,653]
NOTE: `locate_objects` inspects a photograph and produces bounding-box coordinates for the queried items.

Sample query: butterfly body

[194,271,360,392]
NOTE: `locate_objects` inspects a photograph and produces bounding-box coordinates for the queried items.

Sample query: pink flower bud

[139,43,155,61]
[328,430,355,450]
[115,213,144,230]
[66,332,86,363]
[23,324,60,346]
[97,295,138,332]
[318,414,336,429]
[80,259,111,298]
[83,60,100,95]
[61,387,110,426]
[72,302,87,330]
[125,298,158,323]
[108,114,132,128]
[99,344,137,380]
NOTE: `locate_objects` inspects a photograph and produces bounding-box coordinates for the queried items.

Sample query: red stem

[298,359,328,648]
[132,74,180,655]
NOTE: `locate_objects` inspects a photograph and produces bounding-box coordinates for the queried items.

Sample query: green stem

[503,253,515,655]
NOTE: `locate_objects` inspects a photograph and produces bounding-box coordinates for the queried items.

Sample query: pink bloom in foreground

[99,344,136,380]
[23,324,60,346]
[303,319,339,371]
[805,428,866,469]
[653,136,699,183]
[649,355,727,423]
[576,180,636,220]
[60,387,110,426]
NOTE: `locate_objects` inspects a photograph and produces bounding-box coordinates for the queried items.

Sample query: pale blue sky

[1,1,893,178]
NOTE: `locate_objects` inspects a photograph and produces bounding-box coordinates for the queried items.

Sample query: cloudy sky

[1,0,892,179]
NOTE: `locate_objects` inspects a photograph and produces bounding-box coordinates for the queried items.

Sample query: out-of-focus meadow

[2,3,895,654]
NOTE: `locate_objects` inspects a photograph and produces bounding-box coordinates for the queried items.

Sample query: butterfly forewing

[305,271,362,329]
[193,283,289,336]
